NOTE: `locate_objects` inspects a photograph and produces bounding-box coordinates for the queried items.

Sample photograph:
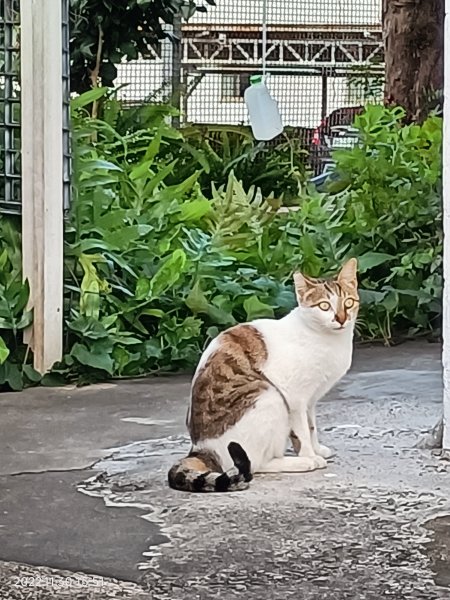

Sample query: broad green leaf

[358,289,387,304]
[149,249,187,298]
[130,160,154,181]
[111,334,142,346]
[76,239,116,253]
[16,310,33,330]
[23,364,42,383]
[184,143,211,173]
[13,279,31,316]
[177,316,202,340]
[4,362,23,391]
[358,252,394,273]
[144,339,162,359]
[144,160,177,196]
[71,87,109,110]
[68,316,109,339]
[382,291,399,311]
[71,343,114,375]
[0,337,9,365]
[180,199,212,222]
[140,308,165,318]
[185,281,209,313]
[145,128,162,161]
[81,159,123,172]
[206,304,236,326]
[243,296,274,320]
[103,224,152,249]
[135,278,151,300]
[41,372,67,387]
[0,249,8,270]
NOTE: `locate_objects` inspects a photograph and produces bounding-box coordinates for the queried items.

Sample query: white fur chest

[254,311,354,407]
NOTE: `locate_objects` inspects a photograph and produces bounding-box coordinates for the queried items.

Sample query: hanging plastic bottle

[244,75,283,141]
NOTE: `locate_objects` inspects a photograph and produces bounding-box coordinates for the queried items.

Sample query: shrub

[0,100,443,387]
[328,104,442,340]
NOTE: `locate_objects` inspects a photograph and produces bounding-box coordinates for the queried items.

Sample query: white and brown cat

[168,258,359,492]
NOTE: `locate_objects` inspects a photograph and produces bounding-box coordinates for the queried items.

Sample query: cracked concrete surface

[0,342,449,599]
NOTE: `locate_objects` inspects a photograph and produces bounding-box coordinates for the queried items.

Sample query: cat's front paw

[299,451,327,469]
[312,455,327,469]
[316,444,334,459]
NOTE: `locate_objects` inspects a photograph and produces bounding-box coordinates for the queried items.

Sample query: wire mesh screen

[0,0,71,215]
[0,0,21,214]
[116,1,383,121]
[115,0,383,174]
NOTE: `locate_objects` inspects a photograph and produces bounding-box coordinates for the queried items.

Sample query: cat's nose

[334,312,346,325]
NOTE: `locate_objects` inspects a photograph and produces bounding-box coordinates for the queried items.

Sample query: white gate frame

[20,0,64,373]
[443,0,450,450]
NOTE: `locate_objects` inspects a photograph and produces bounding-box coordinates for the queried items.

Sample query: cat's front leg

[289,431,301,454]
[290,409,327,469]
[308,404,333,459]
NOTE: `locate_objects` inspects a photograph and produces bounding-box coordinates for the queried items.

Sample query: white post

[20,0,64,373]
[443,0,450,451]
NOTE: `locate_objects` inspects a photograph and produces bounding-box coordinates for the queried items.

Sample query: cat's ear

[293,272,313,302]
[338,258,358,287]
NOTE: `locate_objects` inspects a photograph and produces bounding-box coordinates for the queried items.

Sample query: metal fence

[0,0,21,214]
[115,0,384,127]
[0,0,384,214]
[0,0,71,215]
[115,0,384,174]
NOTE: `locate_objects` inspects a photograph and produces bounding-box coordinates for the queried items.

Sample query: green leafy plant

[0,218,40,390]
[327,104,442,340]
[178,125,310,206]
[0,99,442,388]
[60,99,444,382]
[99,99,311,206]
[69,0,214,93]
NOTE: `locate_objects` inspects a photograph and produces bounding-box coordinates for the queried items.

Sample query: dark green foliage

[178,124,310,206]
[328,105,442,339]
[0,218,40,390]
[69,0,213,92]
[0,99,443,387]
[100,99,311,205]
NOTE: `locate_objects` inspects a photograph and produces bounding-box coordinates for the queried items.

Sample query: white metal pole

[20,0,64,373]
[443,0,450,450]
[262,0,267,78]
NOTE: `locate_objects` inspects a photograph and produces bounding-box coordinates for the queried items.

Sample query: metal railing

[0,0,71,215]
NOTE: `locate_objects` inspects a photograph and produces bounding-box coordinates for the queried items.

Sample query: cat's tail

[168,442,252,493]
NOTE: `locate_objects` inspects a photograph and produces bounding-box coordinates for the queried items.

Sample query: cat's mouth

[333,324,347,331]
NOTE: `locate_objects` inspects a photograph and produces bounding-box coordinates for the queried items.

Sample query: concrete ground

[0,341,449,599]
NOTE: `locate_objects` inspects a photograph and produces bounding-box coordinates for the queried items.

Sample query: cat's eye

[318,301,331,311]
[344,298,355,309]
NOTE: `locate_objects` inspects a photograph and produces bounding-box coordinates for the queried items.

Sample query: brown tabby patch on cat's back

[188,325,268,444]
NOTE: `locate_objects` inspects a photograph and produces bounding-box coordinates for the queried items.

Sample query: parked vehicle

[309,106,363,175]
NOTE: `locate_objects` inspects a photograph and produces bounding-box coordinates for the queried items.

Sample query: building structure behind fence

[115,0,384,131]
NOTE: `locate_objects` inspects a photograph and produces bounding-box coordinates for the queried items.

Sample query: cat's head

[293,259,359,332]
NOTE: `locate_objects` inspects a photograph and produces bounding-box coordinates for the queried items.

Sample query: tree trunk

[383,0,444,122]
